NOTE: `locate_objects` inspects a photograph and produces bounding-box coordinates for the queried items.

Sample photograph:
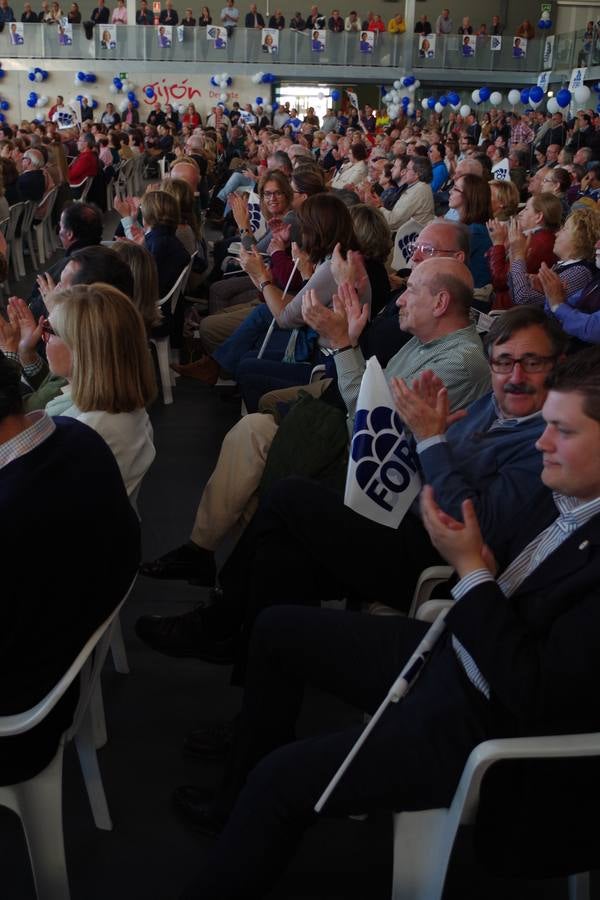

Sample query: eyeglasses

[450,185,464,194]
[542,176,554,183]
[414,243,458,257]
[263,190,284,198]
[489,353,557,374]
[41,320,57,343]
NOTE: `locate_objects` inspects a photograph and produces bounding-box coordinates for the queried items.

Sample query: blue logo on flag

[397,231,419,265]
[351,406,419,511]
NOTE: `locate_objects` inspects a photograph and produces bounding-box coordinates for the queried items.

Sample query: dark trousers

[180,605,492,899]
[220,475,444,631]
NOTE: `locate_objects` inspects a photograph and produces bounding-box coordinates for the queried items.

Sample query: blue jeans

[213,304,295,378]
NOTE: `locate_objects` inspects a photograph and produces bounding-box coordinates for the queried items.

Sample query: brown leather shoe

[170,355,220,385]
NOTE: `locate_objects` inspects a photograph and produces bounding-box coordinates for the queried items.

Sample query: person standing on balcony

[328,8,344,31]
[136,0,153,23]
[0,0,15,27]
[21,2,37,20]
[244,3,263,27]
[490,14,503,34]
[220,0,239,34]
[388,13,405,33]
[414,14,431,34]
[435,7,452,34]
[111,0,127,23]
[268,8,284,28]
[457,15,472,34]
[89,0,110,24]
[306,4,325,29]
[345,9,359,30]
[160,0,179,25]
[515,18,534,39]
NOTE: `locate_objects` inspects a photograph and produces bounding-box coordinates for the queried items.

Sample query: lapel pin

[579,540,590,551]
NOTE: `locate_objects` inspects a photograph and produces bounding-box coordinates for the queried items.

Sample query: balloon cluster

[28,66,49,82]
[74,71,96,85]
[381,74,421,118]
[538,9,552,29]
[0,96,8,122]
[75,93,98,110]
[210,72,233,89]
[109,75,140,110]
[251,71,276,84]
[26,91,48,109]
[0,63,5,80]
[418,90,462,116]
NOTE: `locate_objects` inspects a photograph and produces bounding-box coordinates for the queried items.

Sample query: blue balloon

[145,86,155,98]
[226,77,232,86]
[0,113,5,123]
[77,71,86,81]
[596,103,600,114]
[594,83,600,93]
[447,92,460,105]
[85,73,95,83]
[427,96,436,109]
[26,98,36,107]
[331,89,340,101]
[403,75,415,86]
[0,69,6,79]
[132,99,139,108]
[113,76,121,85]
[479,86,491,102]
[28,72,35,81]
[529,86,544,103]
[255,96,263,105]
[272,101,279,111]
[520,88,530,105]
[556,88,571,108]
[210,76,218,86]
[76,94,83,101]
[92,99,98,109]
[28,91,37,100]
[42,71,48,80]
[0,101,9,111]
[402,96,410,106]
[439,96,448,107]
[127,90,135,101]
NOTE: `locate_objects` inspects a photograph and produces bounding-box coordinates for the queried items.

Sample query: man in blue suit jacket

[179,345,600,899]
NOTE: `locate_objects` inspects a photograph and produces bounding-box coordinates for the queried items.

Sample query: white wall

[0,64,271,122]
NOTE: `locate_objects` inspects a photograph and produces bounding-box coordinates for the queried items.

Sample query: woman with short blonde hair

[489,179,519,221]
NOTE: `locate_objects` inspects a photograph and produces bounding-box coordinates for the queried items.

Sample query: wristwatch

[259,279,273,291]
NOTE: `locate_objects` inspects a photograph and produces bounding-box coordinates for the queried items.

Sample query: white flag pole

[256,257,299,359]
[314,609,449,814]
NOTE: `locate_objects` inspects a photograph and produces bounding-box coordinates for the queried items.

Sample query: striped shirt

[452,492,600,698]
[0,410,56,470]
[510,257,593,306]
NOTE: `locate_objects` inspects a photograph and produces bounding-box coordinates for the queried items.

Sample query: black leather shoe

[172,785,226,837]
[183,719,235,760]
[139,542,216,585]
[135,608,237,663]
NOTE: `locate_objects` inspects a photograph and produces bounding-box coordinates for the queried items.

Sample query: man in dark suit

[465,112,481,144]
[89,0,109,22]
[178,347,600,898]
[0,351,140,785]
[159,0,179,24]
[244,2,264,27]
[540,111,568,153]
[16,148,46,203]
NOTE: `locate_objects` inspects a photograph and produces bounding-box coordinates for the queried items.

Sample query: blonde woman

[112,241,162,334]
[43,283,156,496]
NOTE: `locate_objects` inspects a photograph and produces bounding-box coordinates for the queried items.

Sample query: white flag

[247,191,268,243]
[344,357,421,528]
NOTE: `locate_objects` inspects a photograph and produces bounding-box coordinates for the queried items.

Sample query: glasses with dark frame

[41,320,57,343]
[489,353,557,374]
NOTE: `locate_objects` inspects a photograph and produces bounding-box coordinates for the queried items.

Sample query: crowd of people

[3,86,600,898]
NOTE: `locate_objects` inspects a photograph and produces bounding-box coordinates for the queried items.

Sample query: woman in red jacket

[487,192,562,309]
[182,102,201,129]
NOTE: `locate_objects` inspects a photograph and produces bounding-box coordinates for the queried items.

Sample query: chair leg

[153,339,173,404]
[13,236,25,277]
[35,223,46,265]
[110,615,130,674]
[391,808,455,900]
[569,873,590,900]
[74,708,113,831]
[25,230,39,271]
[0,747,71,900]
[90,681,108,749]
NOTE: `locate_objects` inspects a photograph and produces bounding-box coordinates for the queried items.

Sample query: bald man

[137,257,491,650]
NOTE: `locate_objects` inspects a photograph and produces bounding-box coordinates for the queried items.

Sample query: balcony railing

[0,23,597,73]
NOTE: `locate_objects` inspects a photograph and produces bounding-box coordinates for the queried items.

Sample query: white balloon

[471,89,481,104]
[74,76,81,86]
[435,102,443,114]
[264,104,272,113]
[413,79,420,89]
[407,82,417,93]
[109,83,118,93]
[459,104,471,117]
[529,97,543,109]
[39,95,48,106]
[119,99,129,112]
[35,72,43,82]
[450,103,461,111]
[574,85,591,104]
[388,105,400,119]
[547,97,559,114]
[177,103,186,114]
[36,97,44,107]
[407,103,415,116]
[251,72,263,84]
[69,96,78,108]
[508,89,521,105]
[35,114,45,123]
[393,79,402,89]
[382,93,391,105]
[421,98,429,110]
[219,92,228,102]
[317,92,324,100]
[490,91,502,106]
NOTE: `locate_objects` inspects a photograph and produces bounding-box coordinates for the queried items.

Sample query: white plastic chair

[70,176,93,203]
[391,734,594,900]
[0,578,136,900]
[132,154,146,195]
[114,158,134,201]
[32,187,58,265]
[105,174,115,212]
[5,201,25,282]
[149,253,196,405]
[12,200,38,277]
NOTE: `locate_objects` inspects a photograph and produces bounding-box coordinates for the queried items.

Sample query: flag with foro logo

[344,356,421,528]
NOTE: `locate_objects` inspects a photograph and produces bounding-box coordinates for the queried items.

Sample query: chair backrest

[79,176,94,202]
[5,202,25,242]
[158,252,197,315]
[0,576,137,740]
[18,199,36,235]
[34,186,59,225]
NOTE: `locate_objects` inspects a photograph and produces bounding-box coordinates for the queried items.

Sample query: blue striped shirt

[451,492,600,698]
